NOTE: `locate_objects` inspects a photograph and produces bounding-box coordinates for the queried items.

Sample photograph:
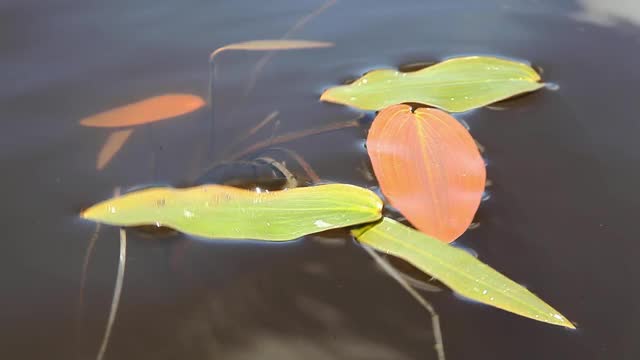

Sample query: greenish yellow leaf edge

[353,218,575,329]
[321,56,545,112]
[82,184,383,241]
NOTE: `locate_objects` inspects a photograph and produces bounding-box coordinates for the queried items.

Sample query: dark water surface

[3,0,640,359]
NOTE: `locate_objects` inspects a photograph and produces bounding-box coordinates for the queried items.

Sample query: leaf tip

[552,312,577,330]
[79,117,100,128]
[79,204,100,221]
[319,89,335,103]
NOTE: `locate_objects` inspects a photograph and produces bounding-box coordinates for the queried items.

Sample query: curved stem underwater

[96,188,127,360]
[361,244,446,360]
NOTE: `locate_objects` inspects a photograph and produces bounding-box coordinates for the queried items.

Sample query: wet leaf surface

[321,56,543,112]
[353,218,575,329]
[366,104,486,242]
[82,184,382,241]
[96,129,134,170]
[79,94,205,128]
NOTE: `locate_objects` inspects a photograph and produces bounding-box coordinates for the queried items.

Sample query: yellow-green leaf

[82,184,382,241]
[352,218,575,328]
[321,56,544,112]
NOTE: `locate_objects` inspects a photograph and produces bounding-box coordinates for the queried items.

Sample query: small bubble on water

[545,82,560,91]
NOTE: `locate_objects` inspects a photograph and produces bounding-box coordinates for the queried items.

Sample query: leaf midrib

[360,224,556,319]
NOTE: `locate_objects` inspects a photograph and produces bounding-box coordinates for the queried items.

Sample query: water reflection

[3,0,640,359]
[574,0,640,26]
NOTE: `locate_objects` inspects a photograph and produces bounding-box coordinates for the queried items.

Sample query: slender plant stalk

[362,244,446,360]
[207,57,218,158]
[223,110,280,158]
[244,0,338,93]
[207,0,337,161]
[400,273,443,293]
[76,222,101,360]
[96,188,127,360]
[256,156,298,189]
[229,117,361,161]
[264,147,321,184]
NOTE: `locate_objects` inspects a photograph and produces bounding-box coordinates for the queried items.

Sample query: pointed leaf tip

[82,184,382,241]
[320,56,544,112]
[353,218,575,329]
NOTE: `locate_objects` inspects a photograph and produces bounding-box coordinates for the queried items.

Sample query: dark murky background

[2,0,640,359]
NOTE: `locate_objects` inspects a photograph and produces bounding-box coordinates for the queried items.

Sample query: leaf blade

[353,218,575,329]
[79,94,205,128]
[366,104,486,242]
[321,56,543,112]
[210,39,334,59]
[96,129,134,170]
[81,184,382,241]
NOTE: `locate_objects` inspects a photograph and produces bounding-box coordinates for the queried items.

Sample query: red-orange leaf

[366,104,486,243]
[80,94,205,128]
[96,129,134,170]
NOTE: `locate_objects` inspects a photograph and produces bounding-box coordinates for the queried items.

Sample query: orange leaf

[96,129,134,170]
[80,94,205,128]
[366,104,486,243]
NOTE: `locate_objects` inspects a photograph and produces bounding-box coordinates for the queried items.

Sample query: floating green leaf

[352,218,575,328]
[321,56,544,112]
[82,184,382,241]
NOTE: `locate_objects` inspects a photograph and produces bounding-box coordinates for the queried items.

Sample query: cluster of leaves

[81,41,573,329]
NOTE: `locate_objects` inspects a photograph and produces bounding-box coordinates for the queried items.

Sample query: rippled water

[2,0,640,359]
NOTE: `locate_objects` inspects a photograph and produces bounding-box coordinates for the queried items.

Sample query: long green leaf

[82,184,382,241]
[321,56,544,112]
[352,218,575,328]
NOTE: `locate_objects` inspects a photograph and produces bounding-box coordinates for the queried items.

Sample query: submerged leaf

[353,218,575,329]
[81,184,382,241]
[210,39,334,59]
[80,94,205,128]
[366,105,485,243]
[96,129,134,170]
[321,56,543,112]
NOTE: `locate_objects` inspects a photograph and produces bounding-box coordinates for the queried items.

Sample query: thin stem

[223,110,280,158]
[207,0,337,161]
[207,59,218,159]
[256,156,298,189]
[264,147,321,184]
[96,188,127,360]
[76,222,101,359]
[362,244,445,360]
[228,117,361,161]
[244,0,338,93]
